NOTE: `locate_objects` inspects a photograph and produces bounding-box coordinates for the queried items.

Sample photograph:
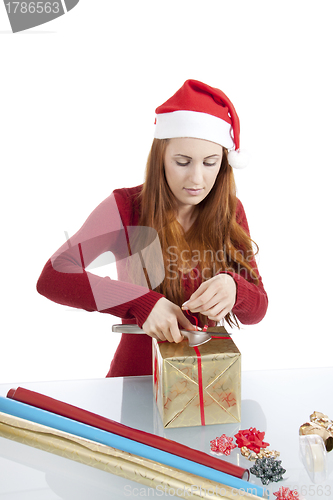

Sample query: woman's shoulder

[112,184,143,223]
[112,184,143,199]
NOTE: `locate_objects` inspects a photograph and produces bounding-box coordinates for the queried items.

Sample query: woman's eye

[175,160,217,167]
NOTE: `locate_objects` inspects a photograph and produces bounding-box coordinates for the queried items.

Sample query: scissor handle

[112,324,144,334]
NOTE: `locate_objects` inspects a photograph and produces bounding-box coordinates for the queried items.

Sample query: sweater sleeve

[224,200,268,325]
[36,189,165,327]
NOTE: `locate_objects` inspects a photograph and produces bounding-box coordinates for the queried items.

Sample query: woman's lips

[184,188,203,196]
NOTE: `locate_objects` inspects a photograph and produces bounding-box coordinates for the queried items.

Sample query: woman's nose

[188,164,203,185]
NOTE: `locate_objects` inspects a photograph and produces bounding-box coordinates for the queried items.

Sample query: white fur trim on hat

[154,110,234,149]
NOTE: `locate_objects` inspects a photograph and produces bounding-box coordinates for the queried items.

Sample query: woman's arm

[230,199,268,324]
[181,199,268,325]
[36,189,165,327]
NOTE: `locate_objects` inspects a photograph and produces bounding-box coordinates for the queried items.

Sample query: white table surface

[0,368,332,499]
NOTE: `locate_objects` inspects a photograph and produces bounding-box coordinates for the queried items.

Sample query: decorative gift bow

[210,434,236,455]
[234,427,270,454]
[273,486,300,499]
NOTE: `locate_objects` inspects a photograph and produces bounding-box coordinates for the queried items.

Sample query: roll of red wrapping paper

[7,387,248,480]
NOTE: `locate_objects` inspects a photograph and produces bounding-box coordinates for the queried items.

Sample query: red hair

[139,139,259,327]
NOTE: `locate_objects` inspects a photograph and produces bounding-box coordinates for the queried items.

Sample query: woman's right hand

[142,297,194,343]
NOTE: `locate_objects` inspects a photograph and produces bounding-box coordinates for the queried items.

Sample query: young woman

[37,80,268,377]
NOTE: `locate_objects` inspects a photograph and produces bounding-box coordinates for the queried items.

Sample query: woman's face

[164,137,223,212]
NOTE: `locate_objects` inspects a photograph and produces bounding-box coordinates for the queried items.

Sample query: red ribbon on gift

[193,345,205,425]
[193,335,231,426]
[153,352,158,403]
[187,317,232,426]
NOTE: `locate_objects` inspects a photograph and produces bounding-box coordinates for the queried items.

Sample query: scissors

[111,324,230,348]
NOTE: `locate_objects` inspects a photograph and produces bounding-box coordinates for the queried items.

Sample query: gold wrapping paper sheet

[153,337,241,428]
[0,412,262,500]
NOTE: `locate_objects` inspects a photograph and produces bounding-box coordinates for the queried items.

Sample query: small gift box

[153,334,241,428]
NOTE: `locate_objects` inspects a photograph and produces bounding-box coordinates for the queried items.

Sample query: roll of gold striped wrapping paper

[0,412,264,500]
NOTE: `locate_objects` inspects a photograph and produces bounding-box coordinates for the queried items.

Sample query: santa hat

[154,80,248,169]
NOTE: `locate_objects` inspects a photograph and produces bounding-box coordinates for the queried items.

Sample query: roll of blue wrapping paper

[0,397,265,497]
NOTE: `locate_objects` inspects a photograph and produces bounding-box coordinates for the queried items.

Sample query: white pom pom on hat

[154,79,248,169]
[227,149,249,169]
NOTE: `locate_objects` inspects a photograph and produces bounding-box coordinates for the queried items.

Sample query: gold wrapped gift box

[153,334,241,428]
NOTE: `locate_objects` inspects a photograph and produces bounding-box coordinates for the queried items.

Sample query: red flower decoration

[234,427,270,454]
[273,487,300,499]
[210,434,236,456]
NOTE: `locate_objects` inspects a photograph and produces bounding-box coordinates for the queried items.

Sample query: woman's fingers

[169,324,184,343]
[184,292,219,313]
[142,297,190,343]
[182,274,236,317]
[206,303,230,321]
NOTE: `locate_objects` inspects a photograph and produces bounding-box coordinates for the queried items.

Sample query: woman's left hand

[182,274,237,322]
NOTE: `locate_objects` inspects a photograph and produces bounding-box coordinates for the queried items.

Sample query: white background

[1,1,332,384]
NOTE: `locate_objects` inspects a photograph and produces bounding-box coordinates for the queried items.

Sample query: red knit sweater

[37,185,268,377]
